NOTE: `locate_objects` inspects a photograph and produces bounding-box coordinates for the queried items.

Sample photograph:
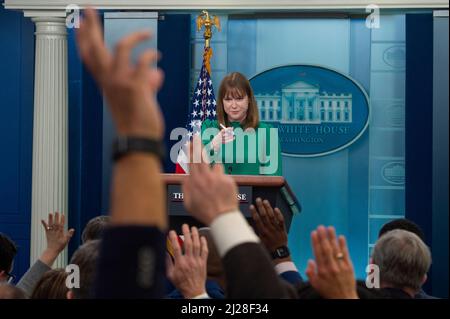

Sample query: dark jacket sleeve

[279,270,304,285]
[222,242,298,299]
[94,226,166,299]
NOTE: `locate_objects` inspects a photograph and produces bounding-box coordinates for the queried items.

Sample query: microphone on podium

[228,165,232,175]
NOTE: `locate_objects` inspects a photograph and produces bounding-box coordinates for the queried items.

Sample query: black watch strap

[113,136,165,162]
[271,246,290,259]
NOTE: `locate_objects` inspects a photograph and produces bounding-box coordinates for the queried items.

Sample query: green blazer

[201,119,283,176]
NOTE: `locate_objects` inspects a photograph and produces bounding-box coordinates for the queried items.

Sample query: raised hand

[40,212,75,267]
[305,226,358,299]
[250,198,288,254]
[76,8,164,140]
[182,136,238,225]
[166,224,209,298]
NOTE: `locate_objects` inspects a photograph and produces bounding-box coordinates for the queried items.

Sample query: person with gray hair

[67,240,100,299]
[81,215,110,244]
[372,229,432,298]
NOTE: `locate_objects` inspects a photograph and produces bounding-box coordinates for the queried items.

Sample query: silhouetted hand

[76,8,164,140]
[182,136,238,225]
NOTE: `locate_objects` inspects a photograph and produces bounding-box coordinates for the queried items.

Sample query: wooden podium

[162,174,301,233]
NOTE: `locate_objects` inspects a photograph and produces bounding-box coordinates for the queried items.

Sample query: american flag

[175,47,217,173]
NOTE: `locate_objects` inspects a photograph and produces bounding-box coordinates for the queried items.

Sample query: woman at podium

[202,72,282,176]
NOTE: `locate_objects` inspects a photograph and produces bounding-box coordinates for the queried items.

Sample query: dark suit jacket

[94,226,166,299]
[222,242,298,298]
[280,270,304,285]
[376,287,413,299]
[167,279,225,299]
[416,289,438,299]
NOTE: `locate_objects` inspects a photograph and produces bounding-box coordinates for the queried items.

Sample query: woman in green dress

[202,72,282,176]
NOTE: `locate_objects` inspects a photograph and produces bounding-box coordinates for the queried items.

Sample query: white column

[30,17,68,267]
[326,101,331,121]
[293,96,297,120]
[348,100,353,122]
[331,100,336,122]
[274,100,278,121]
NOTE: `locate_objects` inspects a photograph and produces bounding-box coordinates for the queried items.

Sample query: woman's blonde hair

[31,269,69,299]
[217,72,259,130]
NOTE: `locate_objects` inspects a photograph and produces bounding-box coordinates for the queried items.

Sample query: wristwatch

[112,136,165,162]
[271,246,290,259]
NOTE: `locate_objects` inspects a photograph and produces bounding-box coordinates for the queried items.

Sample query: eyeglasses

[6,272,16,284]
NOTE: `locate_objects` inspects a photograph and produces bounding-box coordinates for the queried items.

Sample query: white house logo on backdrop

[382,162,405,185]
[385,102,405,127]
[255,81,353,124]
[250,65,370,157]
[383,45,406,69]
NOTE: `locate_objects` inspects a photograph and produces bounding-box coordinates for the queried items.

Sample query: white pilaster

[30,17,68,267]
[305,99,310,122]
[293,97,297,120]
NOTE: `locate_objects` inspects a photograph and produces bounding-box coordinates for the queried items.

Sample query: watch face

[274,246,290,258]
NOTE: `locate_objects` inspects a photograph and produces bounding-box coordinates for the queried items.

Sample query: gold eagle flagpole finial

[196,10,221,49]
[196,10,221,75]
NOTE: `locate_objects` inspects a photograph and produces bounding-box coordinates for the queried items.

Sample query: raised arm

[306,226,358,299]
[76,8,167,298]
[166,224,209,299]
[17,212,74,297]
[250,198,303,285]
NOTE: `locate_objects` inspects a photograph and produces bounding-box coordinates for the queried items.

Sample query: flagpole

[196,10,221,74]
[175,11,220,174]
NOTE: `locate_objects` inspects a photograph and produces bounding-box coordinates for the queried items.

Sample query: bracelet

[112,136,165,162]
